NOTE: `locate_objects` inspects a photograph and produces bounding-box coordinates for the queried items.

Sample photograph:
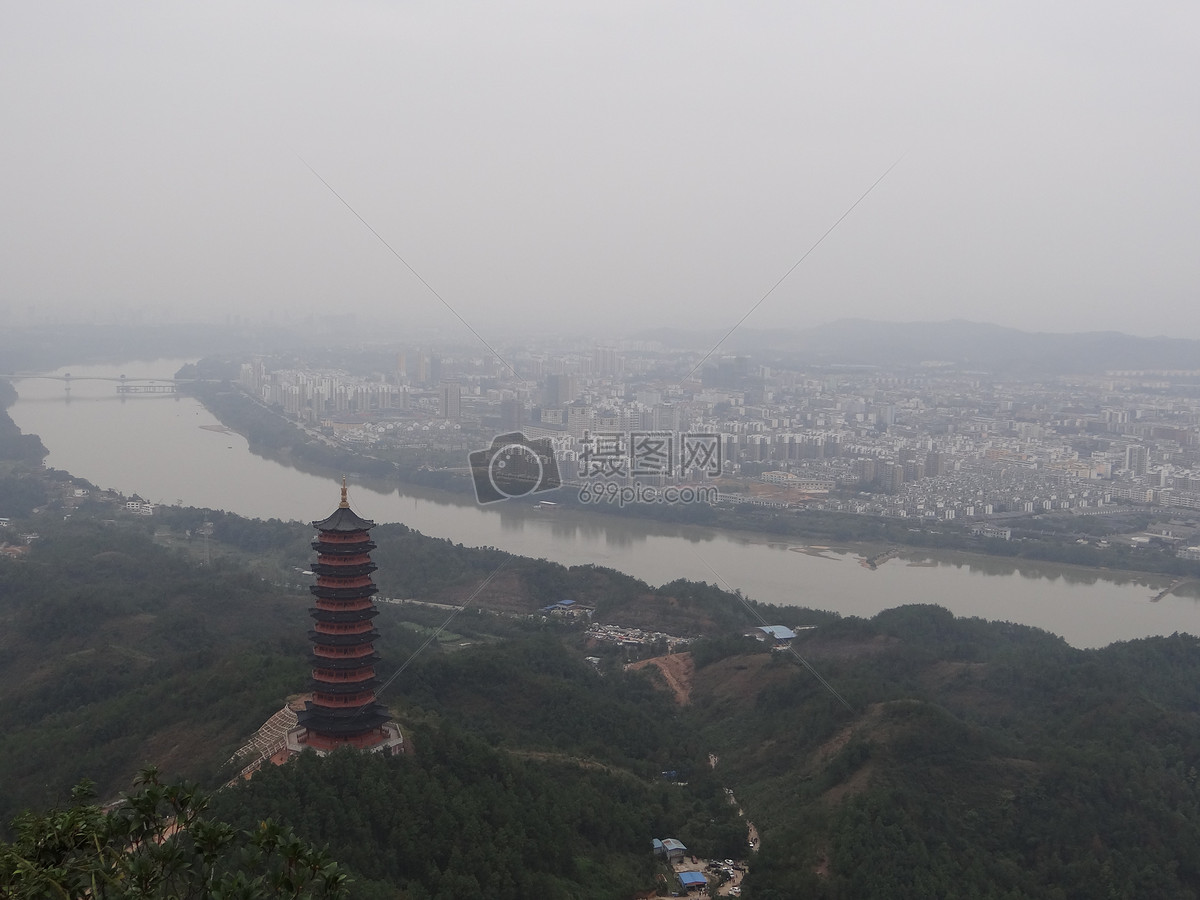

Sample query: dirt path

[628,652,694,705]
[507,749,620,774]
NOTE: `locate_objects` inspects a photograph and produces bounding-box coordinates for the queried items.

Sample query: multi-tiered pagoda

[288,481,402,755]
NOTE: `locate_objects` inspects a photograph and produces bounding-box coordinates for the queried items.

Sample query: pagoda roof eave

[312,506,376,532]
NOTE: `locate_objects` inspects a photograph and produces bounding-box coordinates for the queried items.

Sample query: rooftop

[759,625,797,641]
[312,479,376,532]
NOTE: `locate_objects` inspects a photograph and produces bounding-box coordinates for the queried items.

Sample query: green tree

[0,767,349,899]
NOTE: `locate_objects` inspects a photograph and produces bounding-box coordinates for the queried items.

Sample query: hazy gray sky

[3,1,1197,339]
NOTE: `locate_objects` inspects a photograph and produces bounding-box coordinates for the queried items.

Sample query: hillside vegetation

[0,520,310,817]
[4,484,1200,896]
[687,608,1200,898]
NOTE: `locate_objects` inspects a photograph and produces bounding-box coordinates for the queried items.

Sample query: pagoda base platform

[283,721,404,758]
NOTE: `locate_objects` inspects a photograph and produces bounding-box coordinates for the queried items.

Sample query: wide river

[10,360,1200,648]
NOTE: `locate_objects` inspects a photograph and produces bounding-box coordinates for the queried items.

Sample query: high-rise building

[289,482,403,755]
[926,451,947,477]
[439,382,462,421]
[414,352,431,385]
[652,403,680,432]
[545,373,578,407]
[880,463,905,492]
[1126,444,1149,476]
[593,347,623,377]
[857,457,877,486]
[500,398,525,431]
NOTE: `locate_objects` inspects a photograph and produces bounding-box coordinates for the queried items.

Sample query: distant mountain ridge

[638,319,1200,373]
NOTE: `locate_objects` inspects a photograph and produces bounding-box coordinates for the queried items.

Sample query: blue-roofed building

[678,870,707,891]
[652,838,664,856]
[539,599,594,619]
[749,624,797,646]
[659,838,687,861]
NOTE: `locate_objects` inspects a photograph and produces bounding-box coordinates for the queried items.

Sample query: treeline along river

[11,360,1200,649]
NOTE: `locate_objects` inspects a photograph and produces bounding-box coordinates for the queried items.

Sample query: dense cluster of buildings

[238,347,1200,526]
[586,622,690,651]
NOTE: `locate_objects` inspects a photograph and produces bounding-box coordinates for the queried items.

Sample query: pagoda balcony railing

[315,574,376,588]
[314,529,374,542]
[309,595,374,609]
[302,707,382,722]
[300,700,390,722]
[308,676,381,693]
[310,669,378,682]
[312,628,376,643]
[311,540,376,554]
[309,629,380,647]
[311,562,377,577]
[297,717,391,738]
[308,607,379,623]
[297,720,391,739]
[311,692,378,708]
[309,650,380,667]
[309,584,379,600]
[312,648,376,662]
[298,708,391,734]
[310,675,377,688]
[311,674,378,686]
[300,729,392,752]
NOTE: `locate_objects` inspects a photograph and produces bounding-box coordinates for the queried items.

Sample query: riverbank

[178,376,1200,588]
[13,363,1200,647]
[170,422,1200,610]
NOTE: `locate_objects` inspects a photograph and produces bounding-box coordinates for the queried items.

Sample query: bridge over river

[5,373,216,394]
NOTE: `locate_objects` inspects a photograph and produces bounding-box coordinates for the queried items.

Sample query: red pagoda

[287,480,402,755]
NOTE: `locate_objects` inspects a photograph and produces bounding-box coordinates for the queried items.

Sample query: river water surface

[10,360,1200,648]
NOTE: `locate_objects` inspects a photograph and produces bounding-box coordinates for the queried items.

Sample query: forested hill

[0,508,751,899]
[5,494,1200,896]
[197,608,1200,899]
[0,504,758,827]
[688,608,1200,898]
[0,380,47,467]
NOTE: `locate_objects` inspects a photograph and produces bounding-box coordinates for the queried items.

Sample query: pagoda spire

[339,475,349,509]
